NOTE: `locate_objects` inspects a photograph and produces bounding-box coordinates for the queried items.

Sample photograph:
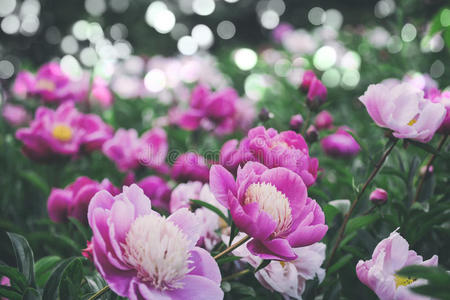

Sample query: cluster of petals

[219,126,318,187]
[210,161,327,261]
[169,84,254,135]
[2,104,30,127]
[47,176,118,224]
[15,102,113,160]
[88,184,223,300]
[320,127,360,158]
[359,81,446,143]
[102,127,168,172]
[224,232,326,299]
[171,152,210,183]
[170,181,227,251]
[12,63,114,106]
[356,230,438,300]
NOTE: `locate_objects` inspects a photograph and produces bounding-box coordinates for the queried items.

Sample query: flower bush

[0,2,449,300]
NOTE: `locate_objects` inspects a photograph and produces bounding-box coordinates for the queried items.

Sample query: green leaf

[59,258,83,300]
[22,287,41,300]
[229,282,256,297]
[228,221,239,247]
[323,204,340,225]
[328,254,352,275]
[19,171,50,195]
[0,285,22,300]
[397,265,450,299]
[216,256,242,265]
[68,217,91,241]
[191,199,229,225]
[0,264,28,291]
[42,257,77,300]
[254,259,271,272]
[7,233,36,288]
[34,256,61,288]
[345,214,379,234]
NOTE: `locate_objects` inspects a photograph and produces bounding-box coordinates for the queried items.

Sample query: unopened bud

[289,114,304,132]
[305,125,318,144]
[370,188,388,205]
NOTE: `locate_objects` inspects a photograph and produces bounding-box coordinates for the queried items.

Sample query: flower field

[0,1,449,299]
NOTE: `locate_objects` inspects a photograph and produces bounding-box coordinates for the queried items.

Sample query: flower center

[52,124,73,142]
[36,79,56,91]
[394,275,416,288]
[407,113,420,126]
[123,214,192,290]
[244,182,292,235]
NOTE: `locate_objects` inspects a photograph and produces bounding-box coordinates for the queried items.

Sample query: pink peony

[431,91,450,135]
[170,84,253,135]
[320,127,360,158]
[102,128,168,172]
[369,188,388,205]
[224,232,326,299]
[171,152,210,183]
[314,110,333,130]
[170,182,227,251]
[12,71,35,98]
[356,230,438,300]
[359,82,446,143]
[210,161,327,260]
[47,176,118,224]
[219,126,318,187]
[16,102,112,160]
[90,77,114,108]
[2,104,30,127]
[289,114,304,132]
[87,184,223,300]
[137,176,171,212]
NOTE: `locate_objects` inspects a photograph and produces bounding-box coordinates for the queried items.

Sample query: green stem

[301,109,311,136]
[214,235,251,260]
[412,134,448,205]
[88,285,110,300]
[222,269,251,281]
[326,139,398,269]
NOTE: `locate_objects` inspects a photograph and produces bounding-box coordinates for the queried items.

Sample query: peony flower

[301,70,316,91]
[2,104,30,127]
[87,184,223,300]
[210,161,327,260]
[90,77,114,108]
[16,102,112,160]
[1,276,10,300]
[137,176,171,212]
[320,127,360,158]
[170,182,227,251]
[431,91,450,135]
[223,232,326,300]
[171,84,253,135]
[103,128,168,172]
[47,176,118,224]
[272,23,294,43]
[359,82,446,143]
[219,126,318,186]
[171,152,210,183]
[33,62,72,103]
[12,71,35,98]
[314,110,333,130]
[356,230,438,300]
[369,188,388,205]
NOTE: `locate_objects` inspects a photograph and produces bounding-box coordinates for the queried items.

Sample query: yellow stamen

[52,124,73,142]
[394,275,416,288]
[279,261,286,268]
[36,79,56,91]
[407,119,417,126]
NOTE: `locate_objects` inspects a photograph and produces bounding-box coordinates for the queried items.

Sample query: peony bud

[306,125,318,144]
[369,188,388,205]
[289,114,304,132]
[315,110,333,130]
[307,77,327,110]
[301,70,316,92]
[258,107,273,122]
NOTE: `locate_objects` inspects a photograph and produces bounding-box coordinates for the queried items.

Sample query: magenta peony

[210,161,327,260]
